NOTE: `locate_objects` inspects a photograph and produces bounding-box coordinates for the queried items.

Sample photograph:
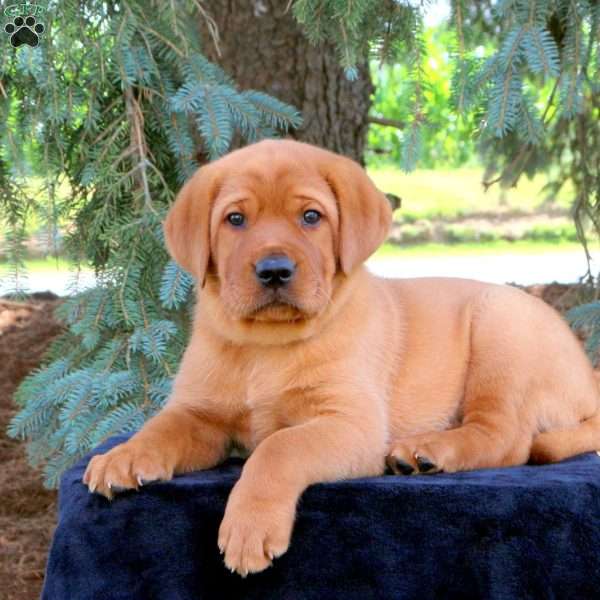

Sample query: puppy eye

[227,212,245,227]
[302,210,321,226]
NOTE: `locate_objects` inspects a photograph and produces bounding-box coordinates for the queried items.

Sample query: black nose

[255,255,296,288]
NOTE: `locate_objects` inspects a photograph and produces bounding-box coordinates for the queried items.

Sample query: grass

[372,240,594,259]
[0,256,84,273]
[368,167,572,222]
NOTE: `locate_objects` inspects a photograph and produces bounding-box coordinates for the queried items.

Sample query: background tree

[4,0,599,486]
[199,0,372,163]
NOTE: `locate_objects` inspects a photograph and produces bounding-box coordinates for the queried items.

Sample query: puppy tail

[530,409,600,464]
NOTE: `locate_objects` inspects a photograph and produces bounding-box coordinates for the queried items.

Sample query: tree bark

[199,0,373,164]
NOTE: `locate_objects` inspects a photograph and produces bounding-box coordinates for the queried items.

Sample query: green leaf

[487,68,522,137]
[195,88,234,160]
[160,260,195,309]
[243,90,302,131]
[523,27,560,78]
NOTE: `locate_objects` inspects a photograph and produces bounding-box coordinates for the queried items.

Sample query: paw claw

[415,455,438,473]
[385,454,415,475]
[394,458,415,475]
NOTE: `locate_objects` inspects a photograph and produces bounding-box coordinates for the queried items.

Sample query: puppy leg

[388,399,532,474]
[84,405,228,498]
[530,410,600,463]
[218,407,386,576]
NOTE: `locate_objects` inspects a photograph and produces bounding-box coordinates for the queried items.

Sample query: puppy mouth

[247,293,305,322]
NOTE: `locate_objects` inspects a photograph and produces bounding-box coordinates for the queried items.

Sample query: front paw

[83,442,174,499]
[387,434,447,475]
[218,493,295,577]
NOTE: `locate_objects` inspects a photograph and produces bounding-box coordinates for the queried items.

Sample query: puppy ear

[163,165,218,286]
[323,156,392,274]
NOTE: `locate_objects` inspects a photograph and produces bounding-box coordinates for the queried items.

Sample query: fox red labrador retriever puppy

[84,139,600,576]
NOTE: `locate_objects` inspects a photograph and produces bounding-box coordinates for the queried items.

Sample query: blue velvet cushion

[43,434,600,600]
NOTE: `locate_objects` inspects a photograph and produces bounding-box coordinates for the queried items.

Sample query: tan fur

[84,140,600,577]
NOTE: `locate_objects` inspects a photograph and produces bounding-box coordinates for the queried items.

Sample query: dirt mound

[522,282,593,314]
[0,296,63,600]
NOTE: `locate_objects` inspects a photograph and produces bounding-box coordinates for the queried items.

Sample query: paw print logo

[4,15,44,48]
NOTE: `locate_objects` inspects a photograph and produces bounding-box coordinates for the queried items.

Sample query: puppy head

[164,140,391,329]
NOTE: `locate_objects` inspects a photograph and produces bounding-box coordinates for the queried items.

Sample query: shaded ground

[0,294,63,600]
[0,283,592,599]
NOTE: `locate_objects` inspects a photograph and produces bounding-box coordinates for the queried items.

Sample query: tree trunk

[199,0,373,164]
